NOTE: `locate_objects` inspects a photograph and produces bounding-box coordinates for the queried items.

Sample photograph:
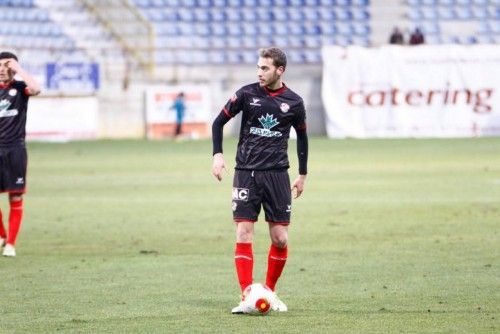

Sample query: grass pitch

[0,137,498,333]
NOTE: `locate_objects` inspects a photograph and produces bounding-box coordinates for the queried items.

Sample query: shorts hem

[234,218,257,223]
[267,220,290,225]
[0,188,26,194]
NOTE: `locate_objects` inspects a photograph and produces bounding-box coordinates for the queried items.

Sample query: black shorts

[232,169,291,225]
[0,146,27,194]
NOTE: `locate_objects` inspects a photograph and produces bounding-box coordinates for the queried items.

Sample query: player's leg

[232,170,261,314]
[3,146,27,257]
[235,222,254,292]
[0,151,7,244]
[261,170,291,311]
[0,208,6,246]
[266,223,289,291]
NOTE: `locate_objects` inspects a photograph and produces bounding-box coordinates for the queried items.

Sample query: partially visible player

[0,51,41,257]
[212,47,308,313]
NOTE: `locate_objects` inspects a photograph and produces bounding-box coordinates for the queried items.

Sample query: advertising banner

[322,45,500,138]
[27,97,99,141]
[144,85,211,139]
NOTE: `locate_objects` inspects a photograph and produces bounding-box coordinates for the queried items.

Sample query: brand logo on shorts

[232,188,249,201]
[286,204,291,212]
[16,177,24,185]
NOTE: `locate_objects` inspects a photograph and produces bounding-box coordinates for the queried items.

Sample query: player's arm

[212,111,231,181]
[211,90,244,181]
[291,103,308,199]
[7,59,41,96]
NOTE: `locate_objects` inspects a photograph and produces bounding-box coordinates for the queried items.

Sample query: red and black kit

[212,82,308,224]
[0,80,30,193]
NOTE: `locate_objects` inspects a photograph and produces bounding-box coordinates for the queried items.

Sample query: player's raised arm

[6,58,41,96]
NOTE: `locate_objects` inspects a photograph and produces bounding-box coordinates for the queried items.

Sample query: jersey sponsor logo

[250,113,282,137]
[249,98,261,106]
[8,89,17,97]
[0,99,12,110]
[280,103,290,113]
[232,187,249,201]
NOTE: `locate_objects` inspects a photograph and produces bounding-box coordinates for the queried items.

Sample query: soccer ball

[242,283,275,315]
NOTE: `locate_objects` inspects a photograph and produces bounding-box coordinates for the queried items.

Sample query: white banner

[27,97,98,141]
[144,85,211,139]
[322,45,500,138]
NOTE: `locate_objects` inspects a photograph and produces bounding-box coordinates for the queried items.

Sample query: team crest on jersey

[250,113,282,137]
[280,103,290,113]
[8,89,17,96]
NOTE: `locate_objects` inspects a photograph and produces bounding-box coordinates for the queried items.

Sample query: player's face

[257,57,284,90]
[0,59,14,83]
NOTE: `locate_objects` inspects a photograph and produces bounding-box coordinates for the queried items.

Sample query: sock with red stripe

[234,242,253,292]
[266,244,288,291]
[6,199,23,246]
[0,208,6,239]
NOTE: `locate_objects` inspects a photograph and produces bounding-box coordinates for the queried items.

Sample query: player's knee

[9,193,23,202]
[271,235,288,249]
[236,223,254,242]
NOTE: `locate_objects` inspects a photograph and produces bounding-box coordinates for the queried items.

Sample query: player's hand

[5,58,21,73]
[212,153,227,181]
[291,174,307,199]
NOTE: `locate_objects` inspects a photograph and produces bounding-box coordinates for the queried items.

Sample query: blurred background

[2,0,499,140]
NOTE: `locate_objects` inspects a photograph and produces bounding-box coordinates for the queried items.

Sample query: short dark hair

[0,51,18,61]
[259,47,287,69]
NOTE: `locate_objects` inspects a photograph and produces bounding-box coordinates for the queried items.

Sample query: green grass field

[0,138,498,333]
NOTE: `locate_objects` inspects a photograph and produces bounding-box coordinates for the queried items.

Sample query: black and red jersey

[0,80,30,148]
[222,82,307,171]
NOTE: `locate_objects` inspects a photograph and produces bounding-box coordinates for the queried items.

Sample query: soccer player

[0,51,41,257]
[212,47,308,313]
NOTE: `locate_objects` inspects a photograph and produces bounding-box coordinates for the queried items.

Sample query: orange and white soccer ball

[242,283,274,315]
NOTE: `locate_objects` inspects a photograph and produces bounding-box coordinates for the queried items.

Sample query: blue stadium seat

[303,7,320,21]
[438,7,455,19]
[287,8,304,21]
[319,8,336,21]
[455,7,472,20]
[320,22,337,35]
[212,0,227,6]
[210,8,226,21]
[209,50,225,64]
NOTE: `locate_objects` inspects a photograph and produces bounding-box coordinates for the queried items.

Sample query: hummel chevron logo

[249,98,261,106]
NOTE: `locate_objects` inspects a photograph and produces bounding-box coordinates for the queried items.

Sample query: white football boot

[231,301,247,314]
[2,243,16,257]
[271,293,288,312]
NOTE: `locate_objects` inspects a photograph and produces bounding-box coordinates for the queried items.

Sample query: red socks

[234,242,253,292]
[0,209,6,239]
[6,199,23,246]
[266,244,288,291]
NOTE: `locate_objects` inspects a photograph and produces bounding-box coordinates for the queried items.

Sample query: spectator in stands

[170,92,186,139]
[389,26,405,45]
[409,27,425,45]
